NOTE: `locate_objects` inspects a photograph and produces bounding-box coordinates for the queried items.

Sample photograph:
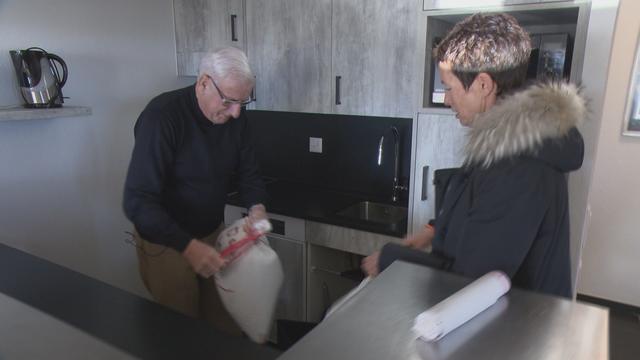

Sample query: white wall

[577,0,640,307]
[568,0,619,296]
[0,0,192,297]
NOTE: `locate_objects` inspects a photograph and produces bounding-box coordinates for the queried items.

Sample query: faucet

[377,126,407,202]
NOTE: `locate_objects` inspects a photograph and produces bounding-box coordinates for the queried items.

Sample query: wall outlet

[309,137,323,153]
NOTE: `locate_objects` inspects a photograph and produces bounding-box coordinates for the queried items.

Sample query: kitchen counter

[279,261,609,360]
[227,179,407,238]
[0,243,281,360]
[0,292,137,359]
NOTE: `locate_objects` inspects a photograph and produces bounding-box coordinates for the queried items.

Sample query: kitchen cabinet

[305,221,402,322]
[331,0,421,118]
[306,244,362,323]
[225,204,402,326]
[266,232,306,340]
[306,220,402,257]
[245,0,332,113]
[245,0,421,117]
[410,112,466,235]
[173,0,245,76]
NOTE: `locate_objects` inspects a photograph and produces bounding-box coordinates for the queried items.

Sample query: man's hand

[361,251,381,277]
[182,239,227,278]
[244,203,268,234]
[401,225,435,250]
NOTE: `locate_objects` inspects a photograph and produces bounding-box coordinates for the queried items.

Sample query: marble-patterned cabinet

[410,112,467,235]
[245,0,422,117]
[331,0,421,118]
[173,0,245,76]
[245,0,332,113]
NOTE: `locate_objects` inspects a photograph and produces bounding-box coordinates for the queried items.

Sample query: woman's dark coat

[431,82,586,298]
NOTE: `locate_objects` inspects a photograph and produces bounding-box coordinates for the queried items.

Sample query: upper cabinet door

[332,0,421,118]
[174,0,246,76]
[246,0,332,113]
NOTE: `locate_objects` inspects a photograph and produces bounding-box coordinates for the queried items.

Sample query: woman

[363,13,586,298]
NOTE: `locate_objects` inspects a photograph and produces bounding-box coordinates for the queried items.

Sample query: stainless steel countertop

[279,262,609,360]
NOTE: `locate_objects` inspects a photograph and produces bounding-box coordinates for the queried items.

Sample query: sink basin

[336,201,407,225]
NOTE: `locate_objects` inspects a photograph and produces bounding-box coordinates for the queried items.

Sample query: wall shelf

[0,106,92,122]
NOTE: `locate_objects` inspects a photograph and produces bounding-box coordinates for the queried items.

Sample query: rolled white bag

[214,218,284,343]
[413,271,510,341]
[324,277,372,319]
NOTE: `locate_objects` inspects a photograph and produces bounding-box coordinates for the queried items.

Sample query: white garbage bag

[214,218,284,343]
[324,277,372,319]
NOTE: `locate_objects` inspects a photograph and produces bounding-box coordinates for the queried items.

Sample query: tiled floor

[610,310,640,360]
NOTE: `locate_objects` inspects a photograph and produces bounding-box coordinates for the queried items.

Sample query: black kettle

[10,47,68,108]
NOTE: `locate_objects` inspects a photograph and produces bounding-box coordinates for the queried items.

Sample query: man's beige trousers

[136,224,242,336]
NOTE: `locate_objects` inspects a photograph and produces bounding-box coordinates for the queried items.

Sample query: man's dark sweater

[123,85,267,252]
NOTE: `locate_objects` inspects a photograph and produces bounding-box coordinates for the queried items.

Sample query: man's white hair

[199,47,255,86]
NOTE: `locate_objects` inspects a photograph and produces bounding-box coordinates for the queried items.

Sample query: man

[363,13,586,298]
[123,47,268,334]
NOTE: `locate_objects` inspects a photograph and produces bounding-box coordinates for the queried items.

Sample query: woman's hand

[401,225,435,250]
[362,224,435,278]
[361,251,381,277]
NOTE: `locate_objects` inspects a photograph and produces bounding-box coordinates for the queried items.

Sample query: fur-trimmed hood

[464,82,586,171]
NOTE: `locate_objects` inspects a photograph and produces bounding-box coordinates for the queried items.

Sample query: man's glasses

[206,75,253,107]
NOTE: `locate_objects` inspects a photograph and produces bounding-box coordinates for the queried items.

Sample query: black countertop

[0,243,281,360]
[227,180,407,238]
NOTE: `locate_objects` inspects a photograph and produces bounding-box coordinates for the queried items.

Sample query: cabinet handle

[230,14,238,42]
[251,76,257,102]
[321,282,330,315]
[335,76,341,105]
[311,266,341,276]
[421,165,429,201]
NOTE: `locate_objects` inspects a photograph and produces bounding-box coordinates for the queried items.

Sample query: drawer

[224,205,306,242]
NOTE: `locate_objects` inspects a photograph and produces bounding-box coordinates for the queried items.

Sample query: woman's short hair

[199,47,255,86]
[434,13,531,95]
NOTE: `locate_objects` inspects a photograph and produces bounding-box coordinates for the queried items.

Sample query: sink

[336,201,407,226]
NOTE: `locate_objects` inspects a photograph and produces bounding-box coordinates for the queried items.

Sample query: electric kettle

[10,47,68,108]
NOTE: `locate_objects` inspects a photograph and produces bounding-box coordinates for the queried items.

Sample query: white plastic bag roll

[214,218,284,343]
[324,277,372,319]
[413,271,510,342]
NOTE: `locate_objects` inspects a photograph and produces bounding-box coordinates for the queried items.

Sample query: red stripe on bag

[219,231,262,261]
